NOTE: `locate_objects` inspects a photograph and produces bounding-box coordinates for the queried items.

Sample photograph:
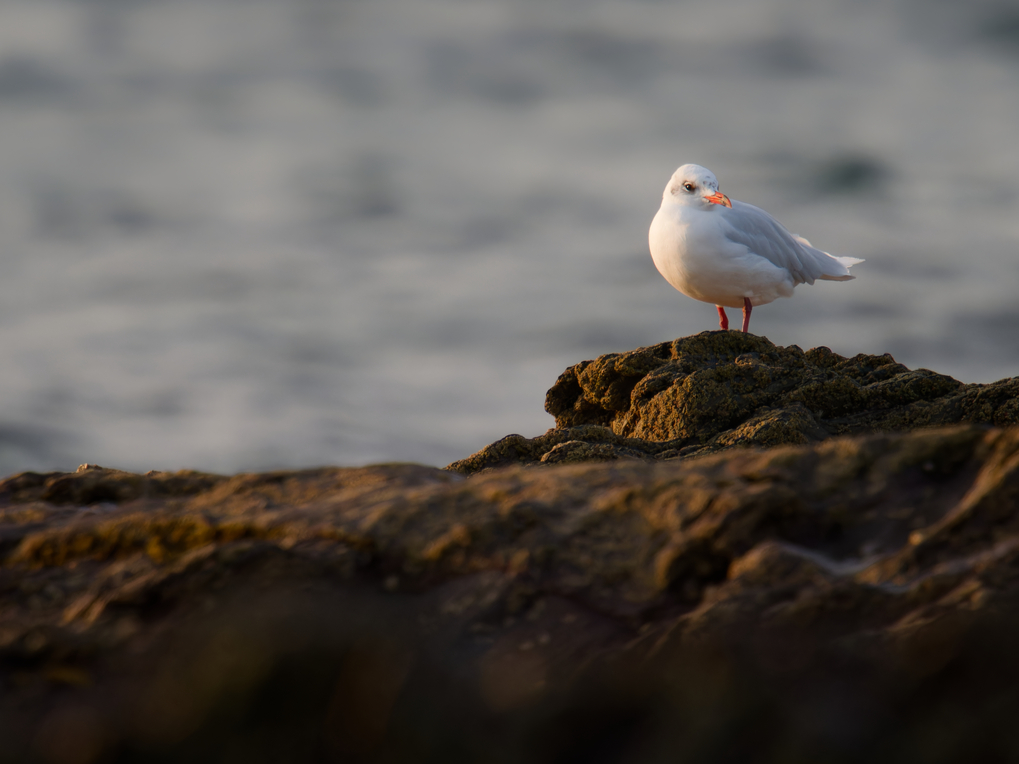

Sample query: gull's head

[662,164,732,209]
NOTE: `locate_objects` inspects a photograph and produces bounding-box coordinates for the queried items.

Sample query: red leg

[742,297,752,333]
[716,305,729,331]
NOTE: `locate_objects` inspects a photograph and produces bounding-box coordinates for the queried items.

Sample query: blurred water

[0,0,1018,475]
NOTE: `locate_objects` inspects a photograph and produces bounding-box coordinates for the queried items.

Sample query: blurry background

[0,0,1017,475]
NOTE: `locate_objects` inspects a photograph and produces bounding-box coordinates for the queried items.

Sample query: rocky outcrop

[5,335,1019,761]
[6,425,1019,761]
[451,331,1019,473]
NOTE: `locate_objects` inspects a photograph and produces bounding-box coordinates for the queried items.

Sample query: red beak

[705,191,732,208]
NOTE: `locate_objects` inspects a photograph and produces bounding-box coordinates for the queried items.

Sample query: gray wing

[718,201,852,285]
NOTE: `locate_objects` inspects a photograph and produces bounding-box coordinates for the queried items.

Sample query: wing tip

[822,255,863,280]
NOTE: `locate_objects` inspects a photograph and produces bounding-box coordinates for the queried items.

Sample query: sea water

[0,0,1017,475]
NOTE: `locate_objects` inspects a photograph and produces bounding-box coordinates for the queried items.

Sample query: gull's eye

[682,182,695,192]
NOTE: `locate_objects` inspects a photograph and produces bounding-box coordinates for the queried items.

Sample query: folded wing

[720,201,863,284]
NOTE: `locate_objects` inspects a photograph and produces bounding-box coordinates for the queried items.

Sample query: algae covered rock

[452,331,1019,473]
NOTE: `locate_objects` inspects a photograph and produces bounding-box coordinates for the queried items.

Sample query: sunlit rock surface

[5,423,1019,760]
[450,331,1019,473]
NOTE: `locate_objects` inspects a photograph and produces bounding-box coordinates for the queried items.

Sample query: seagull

[649,164,863,333]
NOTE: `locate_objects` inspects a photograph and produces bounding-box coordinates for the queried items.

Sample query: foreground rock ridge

[449,331,1019,474]
[4,334,1019,762]
[4,425,1019,760]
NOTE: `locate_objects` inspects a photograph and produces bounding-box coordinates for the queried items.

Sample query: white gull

[649,163,864,333]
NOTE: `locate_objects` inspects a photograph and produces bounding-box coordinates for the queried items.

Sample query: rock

[448,425,684,474]
[451,331,1019,473]
[5,336,1019,761]
[7,426,1019,760]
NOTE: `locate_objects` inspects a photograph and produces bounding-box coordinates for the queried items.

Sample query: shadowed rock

[450,331,1019,474]
[6,427,1019,760]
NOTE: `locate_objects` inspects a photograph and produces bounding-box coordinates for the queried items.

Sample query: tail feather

[818,254,864,282]
[820,272,855,282]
